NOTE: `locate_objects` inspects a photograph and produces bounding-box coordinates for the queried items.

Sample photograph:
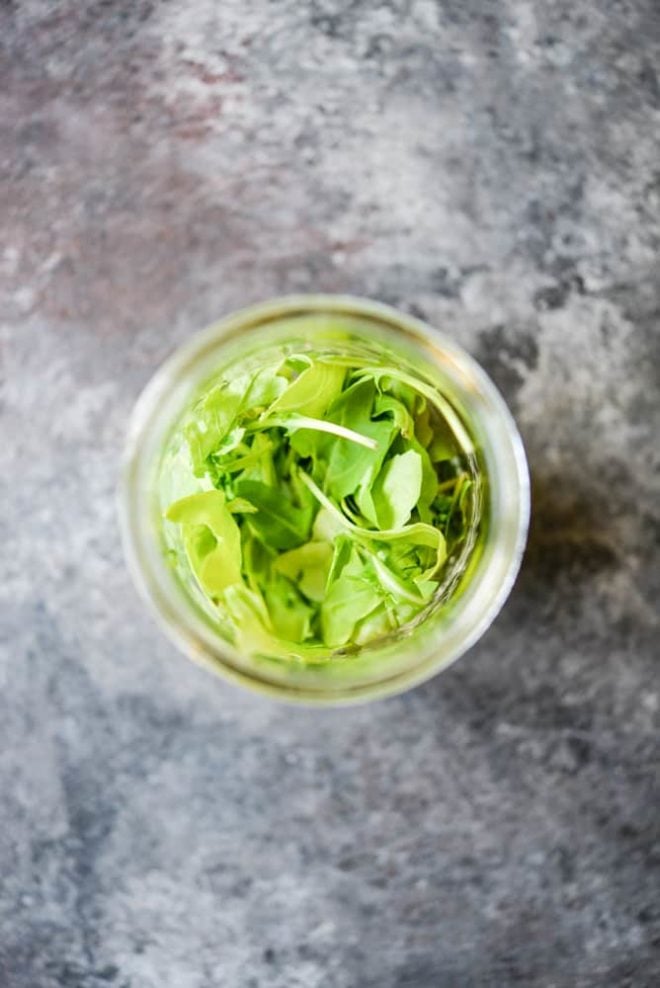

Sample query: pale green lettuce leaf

[166,490,242,595]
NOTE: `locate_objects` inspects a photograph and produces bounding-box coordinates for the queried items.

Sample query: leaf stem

[253,415,378,450]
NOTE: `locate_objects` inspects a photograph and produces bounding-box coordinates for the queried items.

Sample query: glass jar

[120,295,529,704]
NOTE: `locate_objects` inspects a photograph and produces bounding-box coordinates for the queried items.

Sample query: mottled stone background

[1,1,659,986]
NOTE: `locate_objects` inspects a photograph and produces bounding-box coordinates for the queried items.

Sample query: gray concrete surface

[1,1,659,985]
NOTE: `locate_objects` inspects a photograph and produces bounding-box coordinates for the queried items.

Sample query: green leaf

[273,542,333,602]
[415,404,434,448]
[371,449,423,530]
[209,436,272,477]
[166,490,242,594]
[282,354,313,377]
[352,604,394,645]
[373,394,415,438]
[180,524,216,583]
[325,535,354,588]
[444,474,473,542]
[226,496,258,514]
[414,578,438,600]
[223,584,333,662]
[235,478,312,550]
[367,551,426,606]
[269,361,345,418]
[321,380,396,500]
[264,574,314,642]
[242,366,288,410]
[184,385,242,477]
[354,483,378,526]
[428,422,456,462]
[223,584,282,657]
[288,426,317,459]
[312,505,347,543]
[355,366,473,455]
[354,393,419,525]
[209,425,246,460]
[241,433,278,487]
[410,439,438,523]
[321,573,383,647]
[384,540,435,580]
[388,379,421,413]
[299,470,447,574]
[240,527,273,595]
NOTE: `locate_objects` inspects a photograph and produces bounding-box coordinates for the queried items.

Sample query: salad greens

[165,354,476,659]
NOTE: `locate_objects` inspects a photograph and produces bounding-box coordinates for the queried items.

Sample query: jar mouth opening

[120,295,530,705]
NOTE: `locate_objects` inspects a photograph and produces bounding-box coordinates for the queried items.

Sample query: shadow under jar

[120,296,529,704]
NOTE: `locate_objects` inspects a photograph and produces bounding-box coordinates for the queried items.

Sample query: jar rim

[119,294,530,705]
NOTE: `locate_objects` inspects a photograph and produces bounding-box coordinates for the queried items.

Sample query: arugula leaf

[354,395,420,524]
[428,419,457,462]
[388,379,421,414]
[410,438,438,523]
[269,361,345,418]
[312,505,347,543]
[265,574,314,642]
[414,578,438,600]
[415,404,434,448]
[273,542,333,602]
[320,380,396,500]
[209,437,272,477]
[384,540,435,581]
[371,449,423,530]
[223,584,282,657]
[373,393,415,438]
[240,527,274,595]
[242,366,288,411]
[223,583,347,661]
[367,551,426,606]
[184,385,242,477]
[354,366,473,455]
[235,478,313,550]
[354,483,378,527]
[226,496,258,514]
[282,354,313,377]
[445,474,473,541]
[321,572,383,647]
[210,425,246,458]
[352,604,394,645]
[326,535,356,588]
[299,471,447,573]
[240,433,278,487]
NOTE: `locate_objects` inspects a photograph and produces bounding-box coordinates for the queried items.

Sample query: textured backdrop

[1,1,659,986]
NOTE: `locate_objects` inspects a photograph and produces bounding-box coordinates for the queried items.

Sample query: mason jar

[120,295,529,704]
